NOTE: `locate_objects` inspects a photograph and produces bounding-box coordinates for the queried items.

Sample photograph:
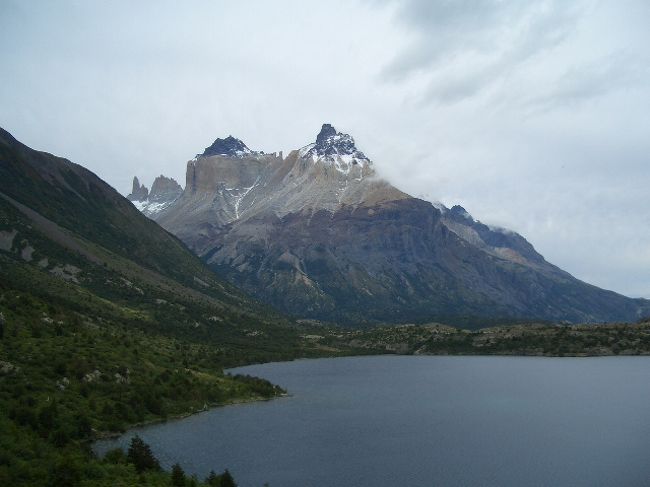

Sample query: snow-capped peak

[200,135,262,158]
[299,124,371,168]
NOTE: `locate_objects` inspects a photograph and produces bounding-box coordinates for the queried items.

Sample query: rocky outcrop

[134,123,650,326]
[127,176,149,202]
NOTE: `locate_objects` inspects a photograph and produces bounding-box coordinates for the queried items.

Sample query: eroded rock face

[131,124,650,326]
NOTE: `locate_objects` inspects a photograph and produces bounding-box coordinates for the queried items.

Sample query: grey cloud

[380,0,516,78]
[380,0,585,105]
[529,52,650,111]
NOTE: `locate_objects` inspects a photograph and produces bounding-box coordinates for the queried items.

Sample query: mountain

[0,126,320,348]
[132,124,650,326]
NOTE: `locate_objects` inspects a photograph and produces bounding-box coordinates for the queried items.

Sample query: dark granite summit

[306,123,369,160]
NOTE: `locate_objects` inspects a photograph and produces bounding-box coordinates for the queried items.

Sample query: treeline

[101,435,237,487]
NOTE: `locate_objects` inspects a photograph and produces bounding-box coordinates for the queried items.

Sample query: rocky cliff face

[132,124,650,326]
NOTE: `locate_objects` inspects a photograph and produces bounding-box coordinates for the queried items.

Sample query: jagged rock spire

[127,176,149,202]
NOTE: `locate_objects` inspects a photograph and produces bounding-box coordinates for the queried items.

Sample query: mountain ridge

[128,123,650,326]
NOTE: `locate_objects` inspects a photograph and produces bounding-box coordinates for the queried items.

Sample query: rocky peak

[315,123,337,146]
[300,123,370,163]
[201,136,259,158]
[149,175,182,203]
[127,176,149,202]
[449,205,472,220]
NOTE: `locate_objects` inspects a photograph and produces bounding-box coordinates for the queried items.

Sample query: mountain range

[128,124,650,326]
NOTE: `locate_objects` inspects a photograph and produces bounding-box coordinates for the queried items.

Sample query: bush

[171,463,186,486]
[103,447,126,464]
[50,455,82,487]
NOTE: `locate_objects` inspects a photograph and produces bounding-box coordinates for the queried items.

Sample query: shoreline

[92,392,290,442]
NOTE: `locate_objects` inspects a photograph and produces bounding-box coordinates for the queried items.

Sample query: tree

[50,455,81,487]
[38,401,58,437]
[126,435,160,473]
[206,470,219,486]
[171,463,186,487]
[220,469,237,487]
[103,448,126,464]
[74,412,92,438]
[205,469,237,487]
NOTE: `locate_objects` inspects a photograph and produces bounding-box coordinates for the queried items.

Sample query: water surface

[95,356,650,486]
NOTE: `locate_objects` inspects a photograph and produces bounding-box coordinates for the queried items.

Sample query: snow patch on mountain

[132,199,176,216]
[226,176,261,219]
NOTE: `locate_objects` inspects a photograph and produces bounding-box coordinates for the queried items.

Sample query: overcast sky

[1,0,649,298]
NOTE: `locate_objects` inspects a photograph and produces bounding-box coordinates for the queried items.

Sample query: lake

[94,356,650,486]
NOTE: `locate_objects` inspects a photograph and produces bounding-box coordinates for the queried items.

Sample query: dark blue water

[94,356,650,486]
